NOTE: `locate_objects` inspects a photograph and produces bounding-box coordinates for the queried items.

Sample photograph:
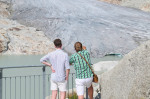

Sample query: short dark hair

[54,39,62,48]
[74,42,82,52]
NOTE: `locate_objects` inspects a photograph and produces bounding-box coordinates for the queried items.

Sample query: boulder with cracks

[100,40,150,99]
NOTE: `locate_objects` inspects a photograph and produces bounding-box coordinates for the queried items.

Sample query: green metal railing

[0,65,101,99]
[0,65,78,99]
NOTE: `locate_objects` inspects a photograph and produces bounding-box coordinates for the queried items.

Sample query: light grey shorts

[51,80,67,92]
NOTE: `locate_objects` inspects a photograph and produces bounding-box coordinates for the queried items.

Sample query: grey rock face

[100,40,150,99]
[3,0,150,57]
[0,2,10,18]
[100,0,150,12]
[0,18,55,55]
[0,29,10,53]
[0,2,55,55]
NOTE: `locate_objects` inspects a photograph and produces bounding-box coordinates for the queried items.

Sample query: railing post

[0,69,2,99]
[99,93,101,99]
[43,66,46,99]
[86,87,88,99]
[95,93,101,99]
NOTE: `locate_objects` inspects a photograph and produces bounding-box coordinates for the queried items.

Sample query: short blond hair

[74,42,82,52]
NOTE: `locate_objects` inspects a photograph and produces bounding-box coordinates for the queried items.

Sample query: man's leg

[59,80,67,99]
[78,95,84,99]
[51,80,58,99]
[51,90,57,99]
[60,91,66,99]
[88,85,93,99]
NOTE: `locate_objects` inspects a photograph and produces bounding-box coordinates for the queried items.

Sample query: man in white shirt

[40,39,70,99]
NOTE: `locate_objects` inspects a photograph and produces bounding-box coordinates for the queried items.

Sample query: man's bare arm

[66,69,70,81]
[42,62,55,73]
[42,61,51,66]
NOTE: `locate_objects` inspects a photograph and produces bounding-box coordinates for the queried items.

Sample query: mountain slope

[0,2,54,55]
[1,0,150,57]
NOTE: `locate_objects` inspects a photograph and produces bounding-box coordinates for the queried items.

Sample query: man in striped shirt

[69,42,93,99]
[40,39,70,99]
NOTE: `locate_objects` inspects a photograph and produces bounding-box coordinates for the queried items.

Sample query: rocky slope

[1,0,150,57]
[100,40,150,99]
[0,2,55,55]
[100,0,150,12]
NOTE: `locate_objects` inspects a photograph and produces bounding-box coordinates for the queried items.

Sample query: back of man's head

[54,39,62,48]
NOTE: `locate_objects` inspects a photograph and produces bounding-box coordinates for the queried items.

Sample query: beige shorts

[51,80,67,92]
[75,77,93,95]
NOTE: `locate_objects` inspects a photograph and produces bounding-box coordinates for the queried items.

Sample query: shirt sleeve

[84,49,89,53]
[84,50,92,66]
[40,53,50,63]
[89,55,92,66]
[65,54,70,70]
[69,55,74,64]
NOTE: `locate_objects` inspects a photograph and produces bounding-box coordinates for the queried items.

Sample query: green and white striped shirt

[69,50,93,79]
